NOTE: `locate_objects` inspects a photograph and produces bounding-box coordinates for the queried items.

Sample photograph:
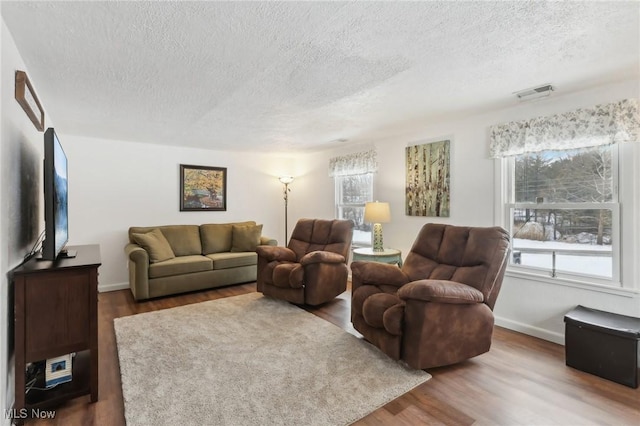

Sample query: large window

[335,173,373,246]
[506,145,619,283]
[329,149,378,246]
[490,99,639,287]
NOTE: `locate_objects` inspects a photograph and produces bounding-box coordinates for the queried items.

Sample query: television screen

[41,128,69,260]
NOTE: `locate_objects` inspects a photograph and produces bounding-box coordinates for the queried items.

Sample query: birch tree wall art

[405,140,450,217]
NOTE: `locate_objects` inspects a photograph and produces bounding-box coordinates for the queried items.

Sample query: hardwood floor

[24,283,640,425]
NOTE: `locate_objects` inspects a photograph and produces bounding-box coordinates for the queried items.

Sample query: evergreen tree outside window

[508,145,618,281]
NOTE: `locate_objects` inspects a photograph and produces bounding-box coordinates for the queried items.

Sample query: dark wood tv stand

[11,244,101,421]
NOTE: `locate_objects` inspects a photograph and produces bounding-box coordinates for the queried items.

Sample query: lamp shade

[364,201,391,223]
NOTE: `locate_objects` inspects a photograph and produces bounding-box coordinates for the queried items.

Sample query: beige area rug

[114,292,430,425]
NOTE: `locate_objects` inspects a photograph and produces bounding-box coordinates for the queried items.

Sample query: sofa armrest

[300,251,345,265]
[398,280,484,304]
[351,261,410,290]
[260,235,278,246]
[256,245,296,262]
[125,243,148,263]
[124,243,150,301]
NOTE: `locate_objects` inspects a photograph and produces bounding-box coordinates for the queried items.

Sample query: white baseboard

[98,282,129,293]
[494,315,565,346]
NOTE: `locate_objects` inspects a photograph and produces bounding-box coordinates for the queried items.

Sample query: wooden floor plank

[22,283,640,425]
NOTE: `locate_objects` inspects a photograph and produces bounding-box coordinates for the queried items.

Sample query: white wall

[1,21,5,426]
[1,18,49,425]
[492,85,640,342]
[294,79,640,344]
[62,135,293,290]
[1,13,638,421]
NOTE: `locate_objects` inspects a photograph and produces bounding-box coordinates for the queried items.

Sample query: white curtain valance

[489,98,640,158]
[328,149,378,177]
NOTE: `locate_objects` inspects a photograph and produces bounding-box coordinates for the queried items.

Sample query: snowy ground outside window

[513,238,612,278]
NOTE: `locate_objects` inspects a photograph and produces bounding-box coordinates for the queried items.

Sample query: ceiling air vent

[514,84,554,102]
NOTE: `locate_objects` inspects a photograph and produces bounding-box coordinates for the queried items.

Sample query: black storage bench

[564,305,640,388]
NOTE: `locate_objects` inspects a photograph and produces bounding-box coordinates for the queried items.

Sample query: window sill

[505,268,640,298]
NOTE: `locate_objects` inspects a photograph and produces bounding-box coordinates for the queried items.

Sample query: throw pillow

[231,224,263,252]
[131,228,175,263]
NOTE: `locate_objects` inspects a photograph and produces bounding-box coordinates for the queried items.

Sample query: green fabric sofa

[124,221,276,301]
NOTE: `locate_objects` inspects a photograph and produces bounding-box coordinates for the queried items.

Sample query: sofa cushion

[158,225,202,256]
[200,221,256,254]
[231,224,263,252]
[206,252,257,270]
[131,228,175,263]
[149,255,213,279]
[130,225,202,256]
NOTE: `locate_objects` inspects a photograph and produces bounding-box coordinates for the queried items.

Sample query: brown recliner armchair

[351,223,510,369]
[256,218,354,305]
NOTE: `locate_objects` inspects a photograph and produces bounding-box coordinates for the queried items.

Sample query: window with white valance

[489,98,639,158]
[329,149,377,246]
[492,98,640,287]
[328,149,378,177]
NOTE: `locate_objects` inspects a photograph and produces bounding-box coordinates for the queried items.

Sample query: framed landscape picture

[180,164,227,211]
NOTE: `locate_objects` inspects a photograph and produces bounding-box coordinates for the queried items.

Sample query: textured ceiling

[2,1,639,152]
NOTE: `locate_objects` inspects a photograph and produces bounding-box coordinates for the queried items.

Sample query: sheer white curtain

[489,98,640,158]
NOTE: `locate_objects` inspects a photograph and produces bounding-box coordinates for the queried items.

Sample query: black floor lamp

[279,176,294,243]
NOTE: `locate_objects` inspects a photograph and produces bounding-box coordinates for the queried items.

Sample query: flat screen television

[41,127,73,260]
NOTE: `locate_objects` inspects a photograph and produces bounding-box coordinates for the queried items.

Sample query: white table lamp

[364,201,391,252]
